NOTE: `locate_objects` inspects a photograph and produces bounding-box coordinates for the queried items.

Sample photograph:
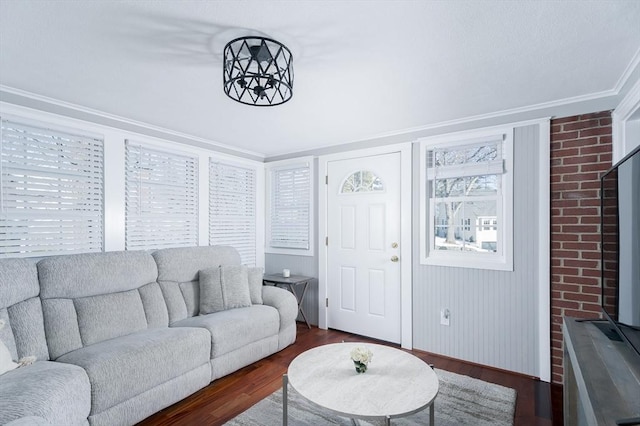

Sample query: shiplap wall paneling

[412,124,541,376]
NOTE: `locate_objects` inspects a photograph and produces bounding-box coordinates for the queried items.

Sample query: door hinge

[326,298,329,308]
[325,175,328,185]
[325,236,328,246]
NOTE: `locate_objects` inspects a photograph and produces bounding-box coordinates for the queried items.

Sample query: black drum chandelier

[223,36,293,106]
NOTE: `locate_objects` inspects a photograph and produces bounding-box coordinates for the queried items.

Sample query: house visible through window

[420,128,514,270]
[0,118,104,258]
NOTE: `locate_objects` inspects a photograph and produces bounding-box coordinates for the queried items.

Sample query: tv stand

[564,318,640,425]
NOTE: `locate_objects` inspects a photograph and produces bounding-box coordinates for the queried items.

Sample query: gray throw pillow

[199,265,252,314]
[247,267,264,305]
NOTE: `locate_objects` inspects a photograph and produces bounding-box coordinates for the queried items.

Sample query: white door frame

[318,143,413,349]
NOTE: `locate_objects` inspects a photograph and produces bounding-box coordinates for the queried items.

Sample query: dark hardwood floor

[139,323,563,425]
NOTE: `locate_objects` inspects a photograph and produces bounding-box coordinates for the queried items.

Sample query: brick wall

[550,111,612,384]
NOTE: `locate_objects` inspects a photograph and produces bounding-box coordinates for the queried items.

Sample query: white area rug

[225,368,516,425]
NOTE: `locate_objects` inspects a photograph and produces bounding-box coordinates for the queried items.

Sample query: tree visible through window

[341,170,384,193]
[427,139,504,254]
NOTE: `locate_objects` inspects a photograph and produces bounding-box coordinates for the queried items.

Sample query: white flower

[350,346,373,365]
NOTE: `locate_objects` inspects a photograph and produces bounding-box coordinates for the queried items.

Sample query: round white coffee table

[284,342,439,425]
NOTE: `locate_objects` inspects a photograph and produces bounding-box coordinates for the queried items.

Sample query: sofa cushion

[56,326,210,415]
[0,258,49,362]
[38,250,158,299]
[173,305,279,358]
[199,266,251,314]
[0,361,91,426]
[38,251,169,359]
[74,290,147,346]
[153,246,241,323]
[0,258,40,309]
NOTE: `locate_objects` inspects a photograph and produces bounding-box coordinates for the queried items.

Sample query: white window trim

[419,126,514,271]
[265,156,314,257]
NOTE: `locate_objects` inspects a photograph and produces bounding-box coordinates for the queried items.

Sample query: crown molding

[0,85,265,160]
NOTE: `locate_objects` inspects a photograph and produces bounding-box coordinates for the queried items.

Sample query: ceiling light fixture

[223,36,293,106]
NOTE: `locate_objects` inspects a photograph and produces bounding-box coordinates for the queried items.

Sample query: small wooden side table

[263,274,312,329]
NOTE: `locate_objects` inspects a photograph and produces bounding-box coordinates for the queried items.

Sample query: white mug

[283,269,290,278]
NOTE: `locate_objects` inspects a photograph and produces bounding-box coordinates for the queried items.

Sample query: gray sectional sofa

[0,246,298,426]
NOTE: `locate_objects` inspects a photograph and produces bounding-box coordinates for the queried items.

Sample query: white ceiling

[1,1,640,158]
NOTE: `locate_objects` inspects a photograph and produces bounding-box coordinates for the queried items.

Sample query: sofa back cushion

[152,246,241,324]
[37,250,168,359]
[0,258,49,361]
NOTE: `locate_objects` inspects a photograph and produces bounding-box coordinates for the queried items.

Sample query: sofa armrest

[261,286,297,331]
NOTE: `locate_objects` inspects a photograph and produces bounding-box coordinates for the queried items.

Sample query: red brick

[598,135,612,144]
[562,242,598,251]
[552,250,580,258]
[581,251,601,260]
[552,299,580,309]
[582,268,601,278]
[581,303,602,313]
[552,116,580,124]
[562,225,598,234]
[562,137,598,149]
[563,259,597,268]
[551,182,580,191]
[564,292,599,303]
[580,216,600,224]
[564,154,599,165]
[552,233,579,242]
[563,172,600,182]
[581,145,613,157]
[562,190,598,200]
[552,199,579,208]
[563,275,598,285]
[550,111,612,384]
[581,162,610,172]
[561,206,599,216]
[579,112,611,120]
[579,197,601,206]
[553,216,579,225]
[554,267,580,276]
[580,127,611,137]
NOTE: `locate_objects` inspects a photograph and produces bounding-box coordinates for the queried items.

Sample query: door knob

[391,255,399,262]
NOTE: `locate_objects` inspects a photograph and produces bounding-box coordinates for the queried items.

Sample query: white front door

[327,152,401,343]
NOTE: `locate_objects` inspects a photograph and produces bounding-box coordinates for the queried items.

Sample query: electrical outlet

[440,308,450,326]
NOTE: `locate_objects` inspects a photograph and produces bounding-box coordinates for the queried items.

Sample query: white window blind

[0,119,104,258]
[269,163,310,250]
[125,141,198,250]
[209,160,257,266]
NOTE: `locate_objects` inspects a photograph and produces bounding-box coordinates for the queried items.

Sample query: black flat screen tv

[601,144,640,357]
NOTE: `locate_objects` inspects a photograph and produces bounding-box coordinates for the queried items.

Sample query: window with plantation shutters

[0,118,104,258]
[209,160,257,266]
[125,141,198,250]
[267,161,312,252]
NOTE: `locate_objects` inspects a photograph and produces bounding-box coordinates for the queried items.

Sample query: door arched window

[340,170,384,193]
